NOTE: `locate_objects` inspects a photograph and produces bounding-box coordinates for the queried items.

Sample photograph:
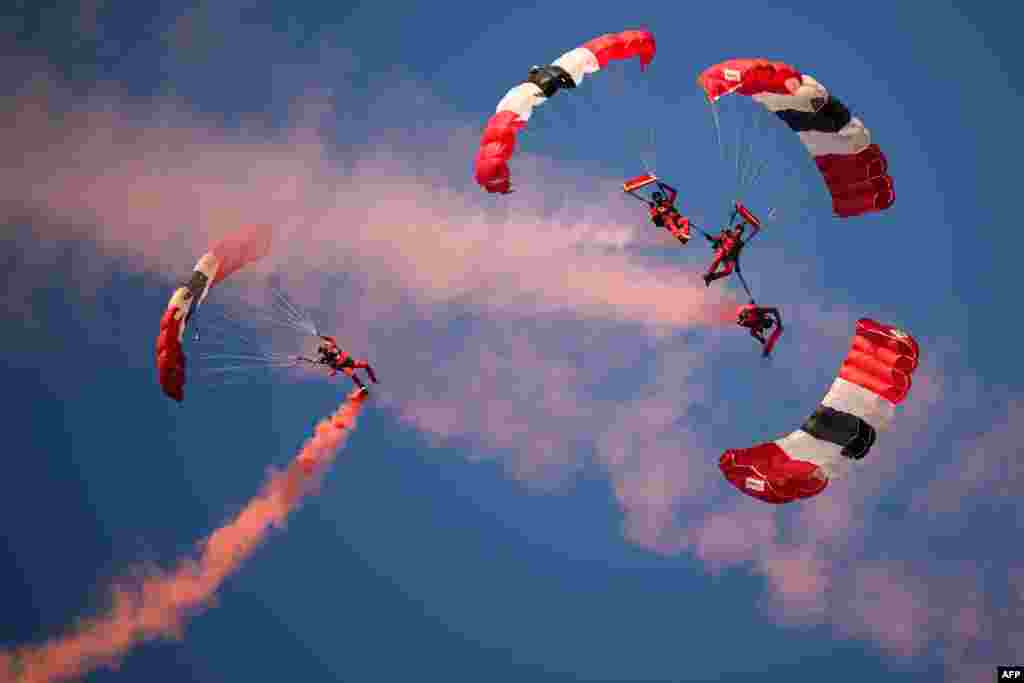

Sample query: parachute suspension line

[748,105,768,188]
[745,158,770,191]
[270,286,317,337]
[198,361,301,384]
[197,352,297,362]
[229,307,312,338]
[738,105,757,189]
[199,307,261,347]
[200,358,300,371]
[637,124,657,177]
[735,263,755,302]
[734,116,744,197]
[271,285,305,325]
[266,295,304,332]
[710,102,726,164]
[736,107,760,193]
[639,67,656,176]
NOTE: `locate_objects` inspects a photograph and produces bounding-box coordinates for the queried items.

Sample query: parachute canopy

[155,224,273,402]
[698,59,894,218]
[623,173,659,194]
[719,319,919,504]
[475,29,656,194]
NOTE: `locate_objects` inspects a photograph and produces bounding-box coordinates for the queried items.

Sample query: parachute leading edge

[719,319,919,504]
[623,173,659,194]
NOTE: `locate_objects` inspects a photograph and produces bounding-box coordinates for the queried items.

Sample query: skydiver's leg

[342,367,366,389]
[352,359,378,383]
[707,259,735,283]
[763,325,783,357]
[704,251,725,284]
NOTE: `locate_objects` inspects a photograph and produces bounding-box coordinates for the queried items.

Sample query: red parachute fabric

[156,307,187,402]
[210,224,272,285]
[719,319,919,504]
[698,58,799,101]
[475,29,655,194]
[155,225,273,402]
[697,59,894,218]
[582,30,656,70]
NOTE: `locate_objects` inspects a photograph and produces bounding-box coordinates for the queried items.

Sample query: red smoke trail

[0,390,368,683]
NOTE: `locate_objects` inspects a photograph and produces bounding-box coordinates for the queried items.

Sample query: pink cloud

[840,564,932,657]
[914,400,1024,518]
[690,504,777,570]
[757,544,831,620]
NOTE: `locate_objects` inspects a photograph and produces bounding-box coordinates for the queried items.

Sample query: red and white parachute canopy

[155,224,273,402]
[698,59,894,218]
[719,319,919,504]
[474,29,656,194]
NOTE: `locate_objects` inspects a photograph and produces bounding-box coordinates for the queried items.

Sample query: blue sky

[2,1,1023,681]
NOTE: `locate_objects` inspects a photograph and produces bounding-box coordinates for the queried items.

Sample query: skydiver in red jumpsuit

[646,181,691,245]
[736,304,783,357]
[702,218,760,287]
[315,335,378,392]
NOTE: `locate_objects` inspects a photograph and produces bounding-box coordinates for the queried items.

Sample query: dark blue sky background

[2,1,1022,681]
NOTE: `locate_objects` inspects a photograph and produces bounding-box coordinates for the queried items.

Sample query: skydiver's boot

[703,273,713,287]
[350,377,368,399]
[763,326,783,357]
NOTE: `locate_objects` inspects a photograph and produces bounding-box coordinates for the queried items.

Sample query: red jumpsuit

[646,182,691,245]
[736,304,783,357]
[318,336,378,390]
[649,203,691,245]
[704,226,746,284]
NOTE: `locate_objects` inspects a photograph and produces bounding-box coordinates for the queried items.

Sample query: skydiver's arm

[626,190,654,207]
[656,181,678,205]
[763,308,781,327]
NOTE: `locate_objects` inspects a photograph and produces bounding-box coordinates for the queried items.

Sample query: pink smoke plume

[0,390,367,683]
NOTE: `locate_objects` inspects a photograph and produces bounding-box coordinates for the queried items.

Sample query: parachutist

[703,219,758,286]
[623,175,691,245]
[736,304,783,357]
[648,181,692,245]
[309,335,378,392]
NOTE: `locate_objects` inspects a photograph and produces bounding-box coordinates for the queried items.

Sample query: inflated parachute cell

[475,29,656,194]
[155,224,273,402]
[698,59,894,218]
[719,319,919,504]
